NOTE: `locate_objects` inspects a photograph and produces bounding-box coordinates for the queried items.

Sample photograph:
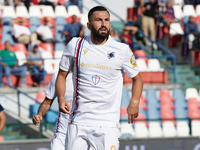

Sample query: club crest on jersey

[107,52,115,59]
[92,75,100,85]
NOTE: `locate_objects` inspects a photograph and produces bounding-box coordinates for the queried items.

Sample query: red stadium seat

[14,43,28,56]
[39,43,54,55]
[0,136,5,141]
[36,91,46,103]
[134,114,148,127]
[134,50,148,64]
[159,89,174,102]
[0,44,14,51]
[120,107,128,117]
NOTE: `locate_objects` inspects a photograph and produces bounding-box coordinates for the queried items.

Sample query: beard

[91,25,110,40]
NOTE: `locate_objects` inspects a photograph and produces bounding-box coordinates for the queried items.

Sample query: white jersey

[46,71,74,134]
[59,36,139,127]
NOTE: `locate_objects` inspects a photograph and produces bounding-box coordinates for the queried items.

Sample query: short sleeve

[122,47,139,78]
[0,104,4,112]
[64,24,69,32]
[59,38,75,72]
[46,72,57,100]
[36,25,42,33]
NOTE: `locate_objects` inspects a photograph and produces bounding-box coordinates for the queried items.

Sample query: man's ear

[87,22,91,31]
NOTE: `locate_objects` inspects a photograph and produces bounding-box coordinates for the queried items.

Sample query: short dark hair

[88,6,110,22]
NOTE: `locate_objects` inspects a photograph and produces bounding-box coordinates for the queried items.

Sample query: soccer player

[56,6,143,150]
[32,72,73,150]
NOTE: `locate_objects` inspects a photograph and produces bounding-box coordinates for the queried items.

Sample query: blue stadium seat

[121,90,130,107]
[55,17,67,25]
[173,89,185,100]
[46,111,58,123]
[29,103,40,118]
[3,17,12,25]
[175,107,188,119]
[174,98,187,108]
[55,43,65,51]
[183,16,189,24]
[146,89,157,100]
[30,25,39,33]
[55,25,66,42]
[147,108,160,119]
[29,17,41,26]
[2,25,15,45]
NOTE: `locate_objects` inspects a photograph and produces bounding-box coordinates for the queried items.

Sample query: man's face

[5,42,10,50]
[189,16,194,23]
[167,1,172,7]
[88,11,111,40]
[72,15,77,23]
[33,47,38,53]
[19,18,23,25]
[44,18,48,25]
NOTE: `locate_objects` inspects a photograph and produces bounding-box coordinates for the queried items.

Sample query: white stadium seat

[174,0,184,5]
[196,5,200,16]
[55,5,69,18]
[173,5,184,19]
[136,59,148,72]
[16,6,29,18]
[3,6,16,18]
[68,5,81,18]
[15,51,27,66]
[149,122,163,137]
[183,5,196,17]
[185,88,199,100]
[169,23,184,35]
[29,5,42,18]
[148,59,164,71]
[134,122,149,138]
[41,6,55,18]
[163,122,177,137]
[54,51,63,72]
[41,51,55,74]
[176,121,190,137]
[191,121,200,136]
[120,123,135,138]
[80,13,88,27]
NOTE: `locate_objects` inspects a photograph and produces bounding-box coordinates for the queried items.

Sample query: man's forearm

[37,97,53,116]
[0,111,6,133]
[131,73,143,102]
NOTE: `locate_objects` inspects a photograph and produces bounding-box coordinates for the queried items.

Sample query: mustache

[98,27,108,32]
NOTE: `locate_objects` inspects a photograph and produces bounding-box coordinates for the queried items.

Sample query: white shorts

[65,124,120,150]
[51,112,69,150]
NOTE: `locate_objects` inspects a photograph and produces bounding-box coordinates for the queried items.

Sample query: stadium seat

[54,51,63,71]
[80,14,88,27]
[196,5,200,16]
[14,43,28,56]
[169,23,184,35]
[162,121,177,137]
[39,43,54,55]
[36,91,46,103]
[42,6,55,18]
[174,0,183,5]
[183,5,196,17]
[29,5,42,18]
[188,98,199,106]
[55,25,66,42]
[16,6,29,18]
[148,59,164,71]
[173,5,183,19]
[55,5,69,18]
[29,103,40,117]
[149,122,163,137]
[3,17,12,25]
[46,111,58,123]
[185,88,199,100]
[159,89,174,101]
[175,108,188,119]
[120,123,135,138]
[134,122,149,138]
[146,89,157,100]
[55,17,67,25]
[147,108,160,119]
[121,90,130,107]
[41,51,55,74]
[134,50,148,63]
[136,59,148,72]
[173,89,185,100]
[15,51,27,66]
[67,5,81,18]
[177,121,190,137]
[29,17,41,26]
[30,25,39,33]
[183,16,189,23]
[134,114,148,126]
[0,136,5,141]
[2,25,15,45]
[2,6,16,18]
[191,121,200,136]
[55,43,65,51]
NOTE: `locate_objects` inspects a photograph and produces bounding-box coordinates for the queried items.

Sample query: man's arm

[127,73,143,123]
[0,111,6,133]
[78,26,85,37]
[32,97,53,125]
[56,69,71,114]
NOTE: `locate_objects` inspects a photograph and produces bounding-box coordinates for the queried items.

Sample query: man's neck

[90,34,108,45]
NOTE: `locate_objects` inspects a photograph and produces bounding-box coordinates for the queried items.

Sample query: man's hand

[12,65,17,69]
[127,99,140,124]
[32,114,43,125]
[58,98,71,115]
